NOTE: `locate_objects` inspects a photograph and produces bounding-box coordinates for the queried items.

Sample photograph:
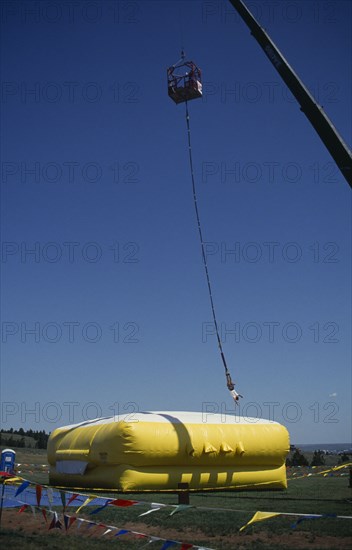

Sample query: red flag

[68,516,77,530]
[41,509,47,523]
[49,515,56,530]
[67,493,79,506]
[36,484,42,507]
[18,504,29,514]
[110,498,138,507]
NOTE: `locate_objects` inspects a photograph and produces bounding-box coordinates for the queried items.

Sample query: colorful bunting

[3,470,352,550]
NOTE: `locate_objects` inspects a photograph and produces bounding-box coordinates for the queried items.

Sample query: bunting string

[2,491,213,550]
[1,467,351,542]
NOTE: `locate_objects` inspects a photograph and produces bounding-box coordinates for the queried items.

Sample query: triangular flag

[14,480,30,497]
[239,511,281,531]
[41,509,47,523]
[47,487,54,510]
[60,490,66,511]
[68,516,77,530]
[89,500,111,515]
[110,498,138,507]
[291,513,337,529]
[76,496,95,514]
[169,504,193,516]
[49,511,62,530]
[160,541,177,550]
[139,507,161,517]
[4,475,22,483]
[180,545,193,550]
[63,514,69,531]
[291,515,318,528]
[67,493,79,506]
[18,504,29,514]
[114,529,129,536]
[36,484,42,507]
[102,528,112,536]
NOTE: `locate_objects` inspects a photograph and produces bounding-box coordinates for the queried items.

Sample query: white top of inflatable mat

[57,411,279,431]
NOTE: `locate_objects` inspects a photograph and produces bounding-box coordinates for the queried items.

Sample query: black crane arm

[228,0,352,188]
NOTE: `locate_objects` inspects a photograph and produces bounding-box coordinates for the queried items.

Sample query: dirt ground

[1,509,352,549]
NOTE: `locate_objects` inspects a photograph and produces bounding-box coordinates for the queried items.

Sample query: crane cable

[184,101,242,404]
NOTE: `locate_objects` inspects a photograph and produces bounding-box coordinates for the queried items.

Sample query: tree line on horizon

[0,428,49,449]
[287,448,350,467]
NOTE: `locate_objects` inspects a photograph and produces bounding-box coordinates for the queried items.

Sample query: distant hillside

[0,429,49,449]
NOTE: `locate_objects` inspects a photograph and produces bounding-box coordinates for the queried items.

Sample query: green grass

[75,477,352,538]
[1,446,351,549]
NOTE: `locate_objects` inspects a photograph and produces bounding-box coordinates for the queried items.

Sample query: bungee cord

[184,101,242,404]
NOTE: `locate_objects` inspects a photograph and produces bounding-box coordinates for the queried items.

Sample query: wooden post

[177,482,190,505]
[349,467,352,488]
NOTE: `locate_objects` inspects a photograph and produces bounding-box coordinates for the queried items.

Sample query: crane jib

[228,0,352,188]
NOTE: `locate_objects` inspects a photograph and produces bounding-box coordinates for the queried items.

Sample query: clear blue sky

[1,0,351,444]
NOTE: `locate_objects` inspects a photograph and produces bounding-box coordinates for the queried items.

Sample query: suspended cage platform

[167,55,202,104]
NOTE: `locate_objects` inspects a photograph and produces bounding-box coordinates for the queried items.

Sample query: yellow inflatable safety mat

[48,411,289,491]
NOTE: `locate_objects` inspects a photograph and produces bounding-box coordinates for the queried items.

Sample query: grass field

[1,447,351,549]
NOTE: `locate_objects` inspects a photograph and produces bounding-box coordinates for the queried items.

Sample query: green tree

[311,450,325,466]
[338,452,350,464]
[289,448,309,466]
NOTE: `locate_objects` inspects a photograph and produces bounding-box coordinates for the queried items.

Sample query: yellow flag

[319,462,352,476]
[75,496,95,514]
[333,462,352,472]
[4,477,23,484]
[240,511,281,531]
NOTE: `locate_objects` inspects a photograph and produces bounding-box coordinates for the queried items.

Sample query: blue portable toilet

[0,448,16,474]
